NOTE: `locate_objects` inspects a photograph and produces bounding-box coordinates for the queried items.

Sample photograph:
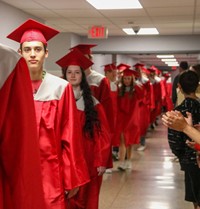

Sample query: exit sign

[88,26,108,39]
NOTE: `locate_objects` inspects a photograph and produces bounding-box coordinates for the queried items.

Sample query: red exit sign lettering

[88,26,108,39]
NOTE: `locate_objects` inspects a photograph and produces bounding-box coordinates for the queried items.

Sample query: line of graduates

[0,18,174,209]
[103,62,174,170]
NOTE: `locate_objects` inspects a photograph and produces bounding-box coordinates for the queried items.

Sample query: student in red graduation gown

[70,44,114,134]
[148,67,161,129]
[134,63,151,151]
[104,63,118,131]
[56,48,111,209]
[103,63,119,164]
[7,19,90,209]
[0,43,45,209]
[70,44,113,172]
[115,67,142,171]
[163,73,174,111]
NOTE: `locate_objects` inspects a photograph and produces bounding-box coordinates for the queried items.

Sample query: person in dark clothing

[168,70,200,209]
[172,61,189,107]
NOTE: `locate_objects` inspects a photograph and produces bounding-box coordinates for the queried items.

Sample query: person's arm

[182,124,200,144]
[162,110,200,144]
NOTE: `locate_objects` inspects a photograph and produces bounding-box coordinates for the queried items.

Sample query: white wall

[92,54,112,75]
[82,36,200,54]
[46,33,81,76]
[0,2,43,50]
[116,54,138,67]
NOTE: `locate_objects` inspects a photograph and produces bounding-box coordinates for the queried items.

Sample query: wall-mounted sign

[88,26,108,39]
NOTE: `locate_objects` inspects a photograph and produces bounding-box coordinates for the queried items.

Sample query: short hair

[19,43,47,52]
[178,70,199,94]
[179,61,188,70]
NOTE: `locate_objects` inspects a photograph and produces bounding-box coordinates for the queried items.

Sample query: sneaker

[150,124,155,130]
[117,163,126,171]
[112,152,119,161]
[137,145,146,151]
[172,157,179,162]
[105,168,112,174]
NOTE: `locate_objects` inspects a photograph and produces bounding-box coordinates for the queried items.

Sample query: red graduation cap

[147,67,156,73]
[163,73,170,78]
[123,69,135,76]
[150,65,161,75]
[132,70,140,78]
[123,69,139,77]
[117,63,131,71]
[141,67,150,75]
[7,19,59,45]
[104,63,117,72]
[70,44,97,55]
[134,63,144,68]
[56,48,94,70]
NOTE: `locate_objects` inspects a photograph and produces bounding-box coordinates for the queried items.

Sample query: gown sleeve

[58,84,90,190]
[93,104,112,168]
[0,46,45,209]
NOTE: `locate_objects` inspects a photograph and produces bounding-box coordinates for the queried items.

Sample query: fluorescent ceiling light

[157,55,174,58]
[165,62,178,65]
[123,28,159,35]
[167,63,179,67]
[161,58,177,62]
[86,0,142,10]
[123,28,136,35]
[137,28,159,35]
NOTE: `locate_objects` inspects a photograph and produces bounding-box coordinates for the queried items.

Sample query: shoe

[137,145,146,151]
[117,163,126,171]
[105,168,112,174]
[125,160,132,169]
[150,124,155,130]
[172,157,179,162]
[112,152,119,161]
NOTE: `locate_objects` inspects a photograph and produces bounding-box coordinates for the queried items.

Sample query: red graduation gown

[115,85,141,146]
[110,81,118,145]
[87,70,114,133]
[33,73,90,209]
[69,96,111,209]
[137,79,151,137]
[165,82,174,111]
[87,70,113,167]
[0,44,45,209]
[149,81,156,124]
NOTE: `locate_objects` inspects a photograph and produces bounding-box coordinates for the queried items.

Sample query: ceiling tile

[54,9,102,18]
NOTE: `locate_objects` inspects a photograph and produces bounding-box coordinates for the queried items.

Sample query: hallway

[99,119,193,209]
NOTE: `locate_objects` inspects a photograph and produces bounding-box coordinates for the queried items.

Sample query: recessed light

[157,55,174,58]
[161,59,177,62]
[86,0,143,10]
[123,27,159,35]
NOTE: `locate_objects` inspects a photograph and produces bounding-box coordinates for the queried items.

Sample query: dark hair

[179,61,188,70]
[62,67,67,80]
[178,70,199,94]
[118,76,134,97]
[62,67,101,139]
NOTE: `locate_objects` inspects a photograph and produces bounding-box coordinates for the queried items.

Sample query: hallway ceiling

[2,0,200,69]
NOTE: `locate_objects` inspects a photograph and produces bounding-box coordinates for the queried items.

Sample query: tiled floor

[99,120,193,209]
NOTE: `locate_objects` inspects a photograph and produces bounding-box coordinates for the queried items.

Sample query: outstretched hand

[162,110,189,132]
